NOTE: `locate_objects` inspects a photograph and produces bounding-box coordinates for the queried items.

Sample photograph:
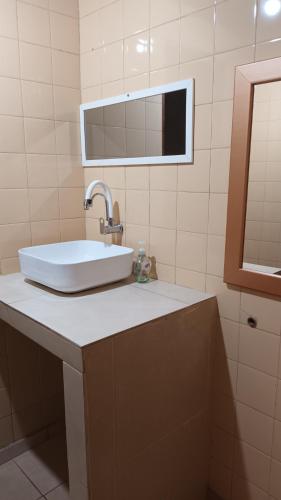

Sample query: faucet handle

[99,217,123,235]
[99,217,105,234]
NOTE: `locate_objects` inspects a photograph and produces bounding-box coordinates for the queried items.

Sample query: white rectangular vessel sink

[18,240,134,293]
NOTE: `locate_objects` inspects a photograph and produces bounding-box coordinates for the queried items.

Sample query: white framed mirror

[80,79,194,167]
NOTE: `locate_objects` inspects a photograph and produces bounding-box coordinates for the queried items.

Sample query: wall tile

[20,42,52,84]
[21,81,54,119]
[27,154,58,188]
[210,148,230,193]
[60,218,85,241]
[80,11,100,52]
[17,2,51,47]
[31,220,60,245]
[212,100,233,148]
[150,0,180,27]
[99,0,123,45]
[236,363,277,416]
[180,8,214,63]
[256,38,281,62]
[234,439,271,492]
[123,0,149,37]
[49,0,79,18]
[24,118,56,154]
[0,0,17,39]
[0,189,29,225]
[240,292,281,335]
[125,223,149,253]
[50,12,79,54]
[218,318,239,361]
[0,154,27,189]
[239,324,280,376]
[102,41,123,83]
[235,402,274,455]
[149,227,176,266]
[215,0,256,53]
[208,194,228,236]
[0,116,25,153]
[180,0,215,16]
[150,165,177,191]
[257,0,281,43]
[206,275,240,321]
[0,37,19,78]
[124,32,149,78]
[0,77,22,116]
[176,231,207,272]
[177,192,209,233]
[150,190,177,229]
[178,150,210,192]
[207,234,225,276]
[126,190,149,225]
[150,64,180,86]
[29,188,60,221]
[81,50,102,88]
[176,267,206,291]
[194,104,212,149]
[150,21,180,71]
[125,166,149,190]
[213,45,255,102]
[54,86,80,122]
[180,56,213,105]
[0,223,31,259]
[59,187,84,219]
[52,50,80,88]
[55,121,80,155]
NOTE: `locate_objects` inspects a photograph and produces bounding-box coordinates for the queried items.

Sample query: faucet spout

[84,180,123,236]
[84,180,113,221]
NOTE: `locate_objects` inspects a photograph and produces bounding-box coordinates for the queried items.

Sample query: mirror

[224,57,281,297]
[80,80,194,167]
[243,81,281,277]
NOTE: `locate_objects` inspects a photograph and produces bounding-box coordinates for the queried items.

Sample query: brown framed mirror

[224,57,281,298]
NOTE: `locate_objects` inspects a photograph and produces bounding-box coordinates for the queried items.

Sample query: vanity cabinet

[0,275,217,500]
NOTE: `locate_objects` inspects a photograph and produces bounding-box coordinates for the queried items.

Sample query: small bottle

[134,241,151,283]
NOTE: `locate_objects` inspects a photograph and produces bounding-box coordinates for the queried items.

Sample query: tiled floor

[0,436,69,500]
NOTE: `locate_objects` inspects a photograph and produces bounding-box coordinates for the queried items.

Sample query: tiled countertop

[0,273,214,371]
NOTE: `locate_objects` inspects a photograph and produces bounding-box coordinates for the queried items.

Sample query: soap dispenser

[134,241,151,283]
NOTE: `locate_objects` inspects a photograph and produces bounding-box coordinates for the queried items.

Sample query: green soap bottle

[135,241,151,283]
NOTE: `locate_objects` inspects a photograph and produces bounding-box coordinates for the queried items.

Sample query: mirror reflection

[243,81,281,276]
[84,89,187,160]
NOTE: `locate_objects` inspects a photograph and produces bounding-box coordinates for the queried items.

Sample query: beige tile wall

[0,0,84,275]
[245,81,281,269]
[79,0,281,498]
[0,0,82,453]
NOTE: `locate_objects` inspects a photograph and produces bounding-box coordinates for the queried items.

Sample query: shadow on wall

[0,320,65,462]
[209,301,249,500]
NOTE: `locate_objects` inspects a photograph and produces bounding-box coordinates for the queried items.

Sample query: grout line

[15,0,33,271]
[18,0,79,20]
[13,459,43,497]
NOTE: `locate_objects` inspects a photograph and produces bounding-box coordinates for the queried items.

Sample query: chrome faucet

[84,180,123,235]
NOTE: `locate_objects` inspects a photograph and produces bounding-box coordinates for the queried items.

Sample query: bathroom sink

[18,240,134,293]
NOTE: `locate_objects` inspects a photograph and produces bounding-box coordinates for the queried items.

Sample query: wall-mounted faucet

[84,180,123,235]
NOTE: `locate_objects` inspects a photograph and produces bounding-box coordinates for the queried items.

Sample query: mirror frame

[224,57,281,298]
[80,79,194,167]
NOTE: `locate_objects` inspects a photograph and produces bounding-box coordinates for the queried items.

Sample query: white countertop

[0,273,214,371]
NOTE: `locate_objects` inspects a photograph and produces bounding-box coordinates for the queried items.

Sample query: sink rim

[18,240,134,267]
